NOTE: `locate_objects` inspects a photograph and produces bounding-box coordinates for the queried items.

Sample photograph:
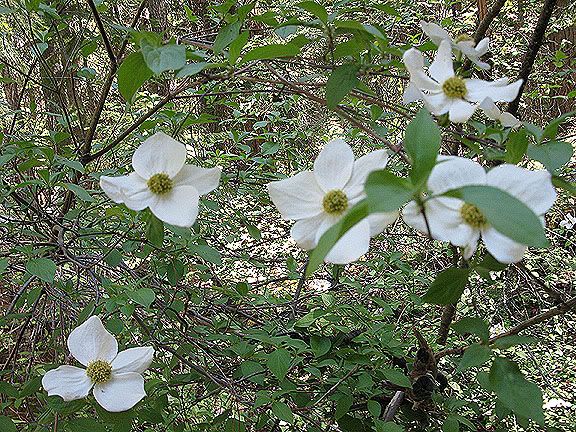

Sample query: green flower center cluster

[86,360,112,384]
[323,190,348,215]
[442,76,467,99]
[460,203,487,228]
[147,173,173,195]
[455,34,474,43]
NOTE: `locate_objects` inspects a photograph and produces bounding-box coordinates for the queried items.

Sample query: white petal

[499,112,521,128]
[172,165,221,195]
[367,212,398,237]
[482,227,528,263]
[132,132,187,179]
[290,214,327,250]
[422,92,450,115]
[463,231,481,259]
[344,150,389,198]
[402,48,440,91]
[457,40,490,70]
[428,156,486,194]
[485,165,556,215]
[475,38,490,57]
[479,98,501,120]
[149,185,199,227]
[100,173,156,211]
[448,99,478,123]
[112,347,154,375]
[429,40,455,83]
[403,83,424,104]
[93,373,145,412]
[42,366,93,402]
[268,171,324,220]
[314,139,355,191]
[403,198,477,246]
[420,21,452,46]
[325,219,371,264]
[465,78,523,103]
[67,316,118,366]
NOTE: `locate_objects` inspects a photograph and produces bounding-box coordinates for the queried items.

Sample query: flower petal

[172,165,221,195]
[463,231,481,260]
[112,347,154,375]
[485,165,556,215]
[429,40,455,83]
[149,185,199,227]
[479,98,501,120]
[420,21,451,46]
[132,132,187,179]
[268,171,324,220]
[482,227,528,263]
[422,92,450,115]
[367,212,398,237]
[465,78,523,103]
[42,365,93,402]
[448,98,478,123]
[428,156,486,195]
[344,149,389,198]
[290,214,327,250]
[100,173,156,211]
[403,198,477,247]
[93,373,145,412]
[67,316,118,366]
[325,219,371,264]
[403,83,424,104]
[313,139,355,191]
[499,112,521,128]
[402,48,439,91]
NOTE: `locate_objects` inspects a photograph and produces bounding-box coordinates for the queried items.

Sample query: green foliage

[422,267,470,305]
[117,52,154,101]
[326,64,360,109]
[404,109,441,186]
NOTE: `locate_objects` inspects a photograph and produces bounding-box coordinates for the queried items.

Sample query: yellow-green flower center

[442,76,467,99]
[147,173,173,195]
[322,190,348,215]
[460,203,487,228]
[455,34,473,43]
[86,360,112,384]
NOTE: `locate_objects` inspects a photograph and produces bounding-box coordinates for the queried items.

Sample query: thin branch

[86,0,116,66]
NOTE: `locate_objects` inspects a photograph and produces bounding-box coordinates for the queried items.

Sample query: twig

[383,390,405,421]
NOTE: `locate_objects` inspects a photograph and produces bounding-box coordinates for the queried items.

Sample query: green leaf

[128,288,156,308]
[382,368,411,388]
[141,42,186,75]
[64,183,94,202]
[542,111,575,141]
[492,335,536,349]
[504,129,528,164]
[442,416,460,432]
[229,30,249,64]
[365,170,414,212]
[527,141,573,173]
[27,258,56,283]
[335,393,353,419]
[325,64,360,109]
[271,401,294,424]
[552,176,576,196]
[117,52,153,101]
[176,62,209,78]
[310,335,331,357]
[145,213,164,247]
[0,258,8,275]
[189,244,222,265]
[457,344,492,372]
[448,185,548,248]
[489,357,545,425]
[404,108,441,185]
[241,43,300,63]
[297,1,328,23]
[306,200,368,276]
[452,317,489,343]
[375,420,404,432]
[367,400,381,418]
[267,348,291,381]
[225,419,246,432]
[213,21,241,53]
[0,416,17,432]
[422,267,469,305]
[68,418,107,432]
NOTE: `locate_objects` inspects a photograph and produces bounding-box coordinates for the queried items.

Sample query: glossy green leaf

[128,288,155,308]
[213,21,241,53]
[422,267,469,305]
[145,213,164,247]
[117,52,153,101]
[504,129,528,164]
[272,401,294,424]
[297,1,328,23]
[241,43,300,63]
[27,258,56,283]
[141,42,186,75]
[310,335,331,357]
[365,170,414,212]
[382,368,411,388]
[527,141,573,173]
[452,317,489,343]
[457,344,492,372]
[404,108,441,186]
[267,348,291,380]
[325,64,359,109]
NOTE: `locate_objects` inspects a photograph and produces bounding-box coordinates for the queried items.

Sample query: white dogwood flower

[42,316,154,412]
[403,40,522,123]
[402,156,556,263]
[420,21,490,70]
[268,139,397,264]
[479,97,521,128]
[100,132,221,227]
